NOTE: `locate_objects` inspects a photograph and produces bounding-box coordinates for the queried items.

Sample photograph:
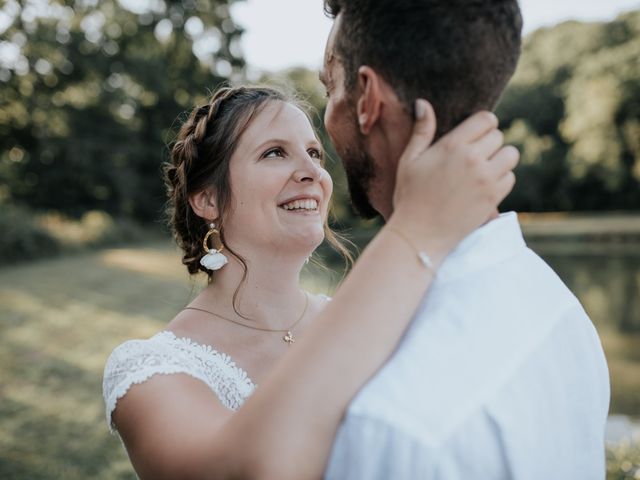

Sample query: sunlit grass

[0,241,337,478]
[0,242,189,479]
[0,241,638,478]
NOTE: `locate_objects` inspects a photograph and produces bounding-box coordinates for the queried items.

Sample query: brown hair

[324,0,522,140]
[163,85,352,305]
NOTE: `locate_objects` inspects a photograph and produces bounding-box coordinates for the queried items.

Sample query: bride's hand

[390,99,519,266]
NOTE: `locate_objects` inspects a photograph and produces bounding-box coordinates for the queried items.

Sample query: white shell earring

[200,222,228,271]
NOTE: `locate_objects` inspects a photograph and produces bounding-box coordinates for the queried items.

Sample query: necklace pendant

[283,331,295,345]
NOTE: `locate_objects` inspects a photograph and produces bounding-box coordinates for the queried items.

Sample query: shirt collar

[435,211,526,285]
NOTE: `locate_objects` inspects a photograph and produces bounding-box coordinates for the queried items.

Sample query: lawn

[0,241,195,479]
[0,235,638,478]
[0,240,335,479]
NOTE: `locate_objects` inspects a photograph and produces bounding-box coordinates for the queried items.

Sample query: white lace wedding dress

[102,330,256,435]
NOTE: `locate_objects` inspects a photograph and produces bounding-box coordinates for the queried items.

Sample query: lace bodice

[102,331,256,434]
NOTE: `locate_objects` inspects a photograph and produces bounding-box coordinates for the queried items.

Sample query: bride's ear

[356,66,383,135]
[188,188,219,222]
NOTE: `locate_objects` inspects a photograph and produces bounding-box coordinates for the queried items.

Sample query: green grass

[0,240,638,478]
[0,241,336,479]
[0,241,193,479]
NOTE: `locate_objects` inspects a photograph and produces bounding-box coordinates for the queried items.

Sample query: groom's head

[321,0,522,219]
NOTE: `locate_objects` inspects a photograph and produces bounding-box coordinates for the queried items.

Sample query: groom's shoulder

[429,240,580,324]
[345,240,605,445]
[431,212,578,307]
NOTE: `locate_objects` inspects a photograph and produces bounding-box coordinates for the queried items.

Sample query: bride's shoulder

[102,329,254,433]
[105,331,167,359]
[105,328,229,368]
[102,331,184,385]
[105,304,207,362]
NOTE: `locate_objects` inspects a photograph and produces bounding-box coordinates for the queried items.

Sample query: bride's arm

[113,101,518,480]
[221,102,517,480]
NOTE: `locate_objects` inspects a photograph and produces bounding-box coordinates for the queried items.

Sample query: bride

[103,85,517,480]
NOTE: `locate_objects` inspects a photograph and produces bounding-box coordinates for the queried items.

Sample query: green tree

[0,0,244,220]
[498,10,640,212]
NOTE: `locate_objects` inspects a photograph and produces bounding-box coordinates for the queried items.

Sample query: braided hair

[164,86,288,276]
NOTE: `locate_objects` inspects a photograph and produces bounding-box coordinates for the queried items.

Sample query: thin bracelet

[385,226,437,275]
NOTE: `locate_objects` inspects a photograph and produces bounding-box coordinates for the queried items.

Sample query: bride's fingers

[488,145,520,177]
[446,110,498,145]
[400,99,437,162]
[472,128,504,159]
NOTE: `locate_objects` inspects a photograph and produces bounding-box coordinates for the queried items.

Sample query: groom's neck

[367,105,415,222]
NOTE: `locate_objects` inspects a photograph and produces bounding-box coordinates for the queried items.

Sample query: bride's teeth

[280,199,318,210]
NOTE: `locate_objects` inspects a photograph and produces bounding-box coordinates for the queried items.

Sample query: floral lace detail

[102,331,256,434]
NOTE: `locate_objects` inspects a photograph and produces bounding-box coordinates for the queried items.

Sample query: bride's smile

[278,196,320,212]
[223,100,332,255]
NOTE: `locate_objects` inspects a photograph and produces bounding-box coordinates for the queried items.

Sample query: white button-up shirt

[325,212,610,479]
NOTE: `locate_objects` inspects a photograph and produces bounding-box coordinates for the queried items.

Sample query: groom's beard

[328,104,379,219]
[341,143,379,220]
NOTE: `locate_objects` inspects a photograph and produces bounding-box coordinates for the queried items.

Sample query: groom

[320,1,610,478]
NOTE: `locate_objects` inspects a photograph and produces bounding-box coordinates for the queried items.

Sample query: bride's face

[223,101,332,257]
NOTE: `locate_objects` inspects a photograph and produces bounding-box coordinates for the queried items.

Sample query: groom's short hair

[324,0,523,138]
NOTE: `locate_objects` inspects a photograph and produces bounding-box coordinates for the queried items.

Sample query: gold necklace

[182,291,309,345]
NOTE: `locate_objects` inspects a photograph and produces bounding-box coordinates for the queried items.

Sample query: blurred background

[0,0,639,478]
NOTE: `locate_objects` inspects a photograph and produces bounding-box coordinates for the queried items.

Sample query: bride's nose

[293,154,322,183]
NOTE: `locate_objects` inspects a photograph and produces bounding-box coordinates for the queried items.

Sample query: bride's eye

[308,148,323,160]
[263,147,285,158]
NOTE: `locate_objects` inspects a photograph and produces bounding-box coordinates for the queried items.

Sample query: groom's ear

[356,66,384,135]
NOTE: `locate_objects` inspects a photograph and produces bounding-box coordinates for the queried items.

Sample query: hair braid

[164,112,209,274]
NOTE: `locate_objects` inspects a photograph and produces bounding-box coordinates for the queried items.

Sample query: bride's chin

[286,230,325,256]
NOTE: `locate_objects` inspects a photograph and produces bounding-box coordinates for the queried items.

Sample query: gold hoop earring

[200,222,228,271]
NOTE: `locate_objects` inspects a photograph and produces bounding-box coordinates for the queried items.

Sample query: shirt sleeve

[324,411,513,480]
[324,414,438,480]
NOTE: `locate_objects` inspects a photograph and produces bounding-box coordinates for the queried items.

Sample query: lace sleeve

[102,332,255,434]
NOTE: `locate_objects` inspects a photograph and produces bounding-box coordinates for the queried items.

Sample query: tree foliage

[0,0,244,220]
[262,11,640,256]
[498,10,640,212]
[1,4,638,241]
